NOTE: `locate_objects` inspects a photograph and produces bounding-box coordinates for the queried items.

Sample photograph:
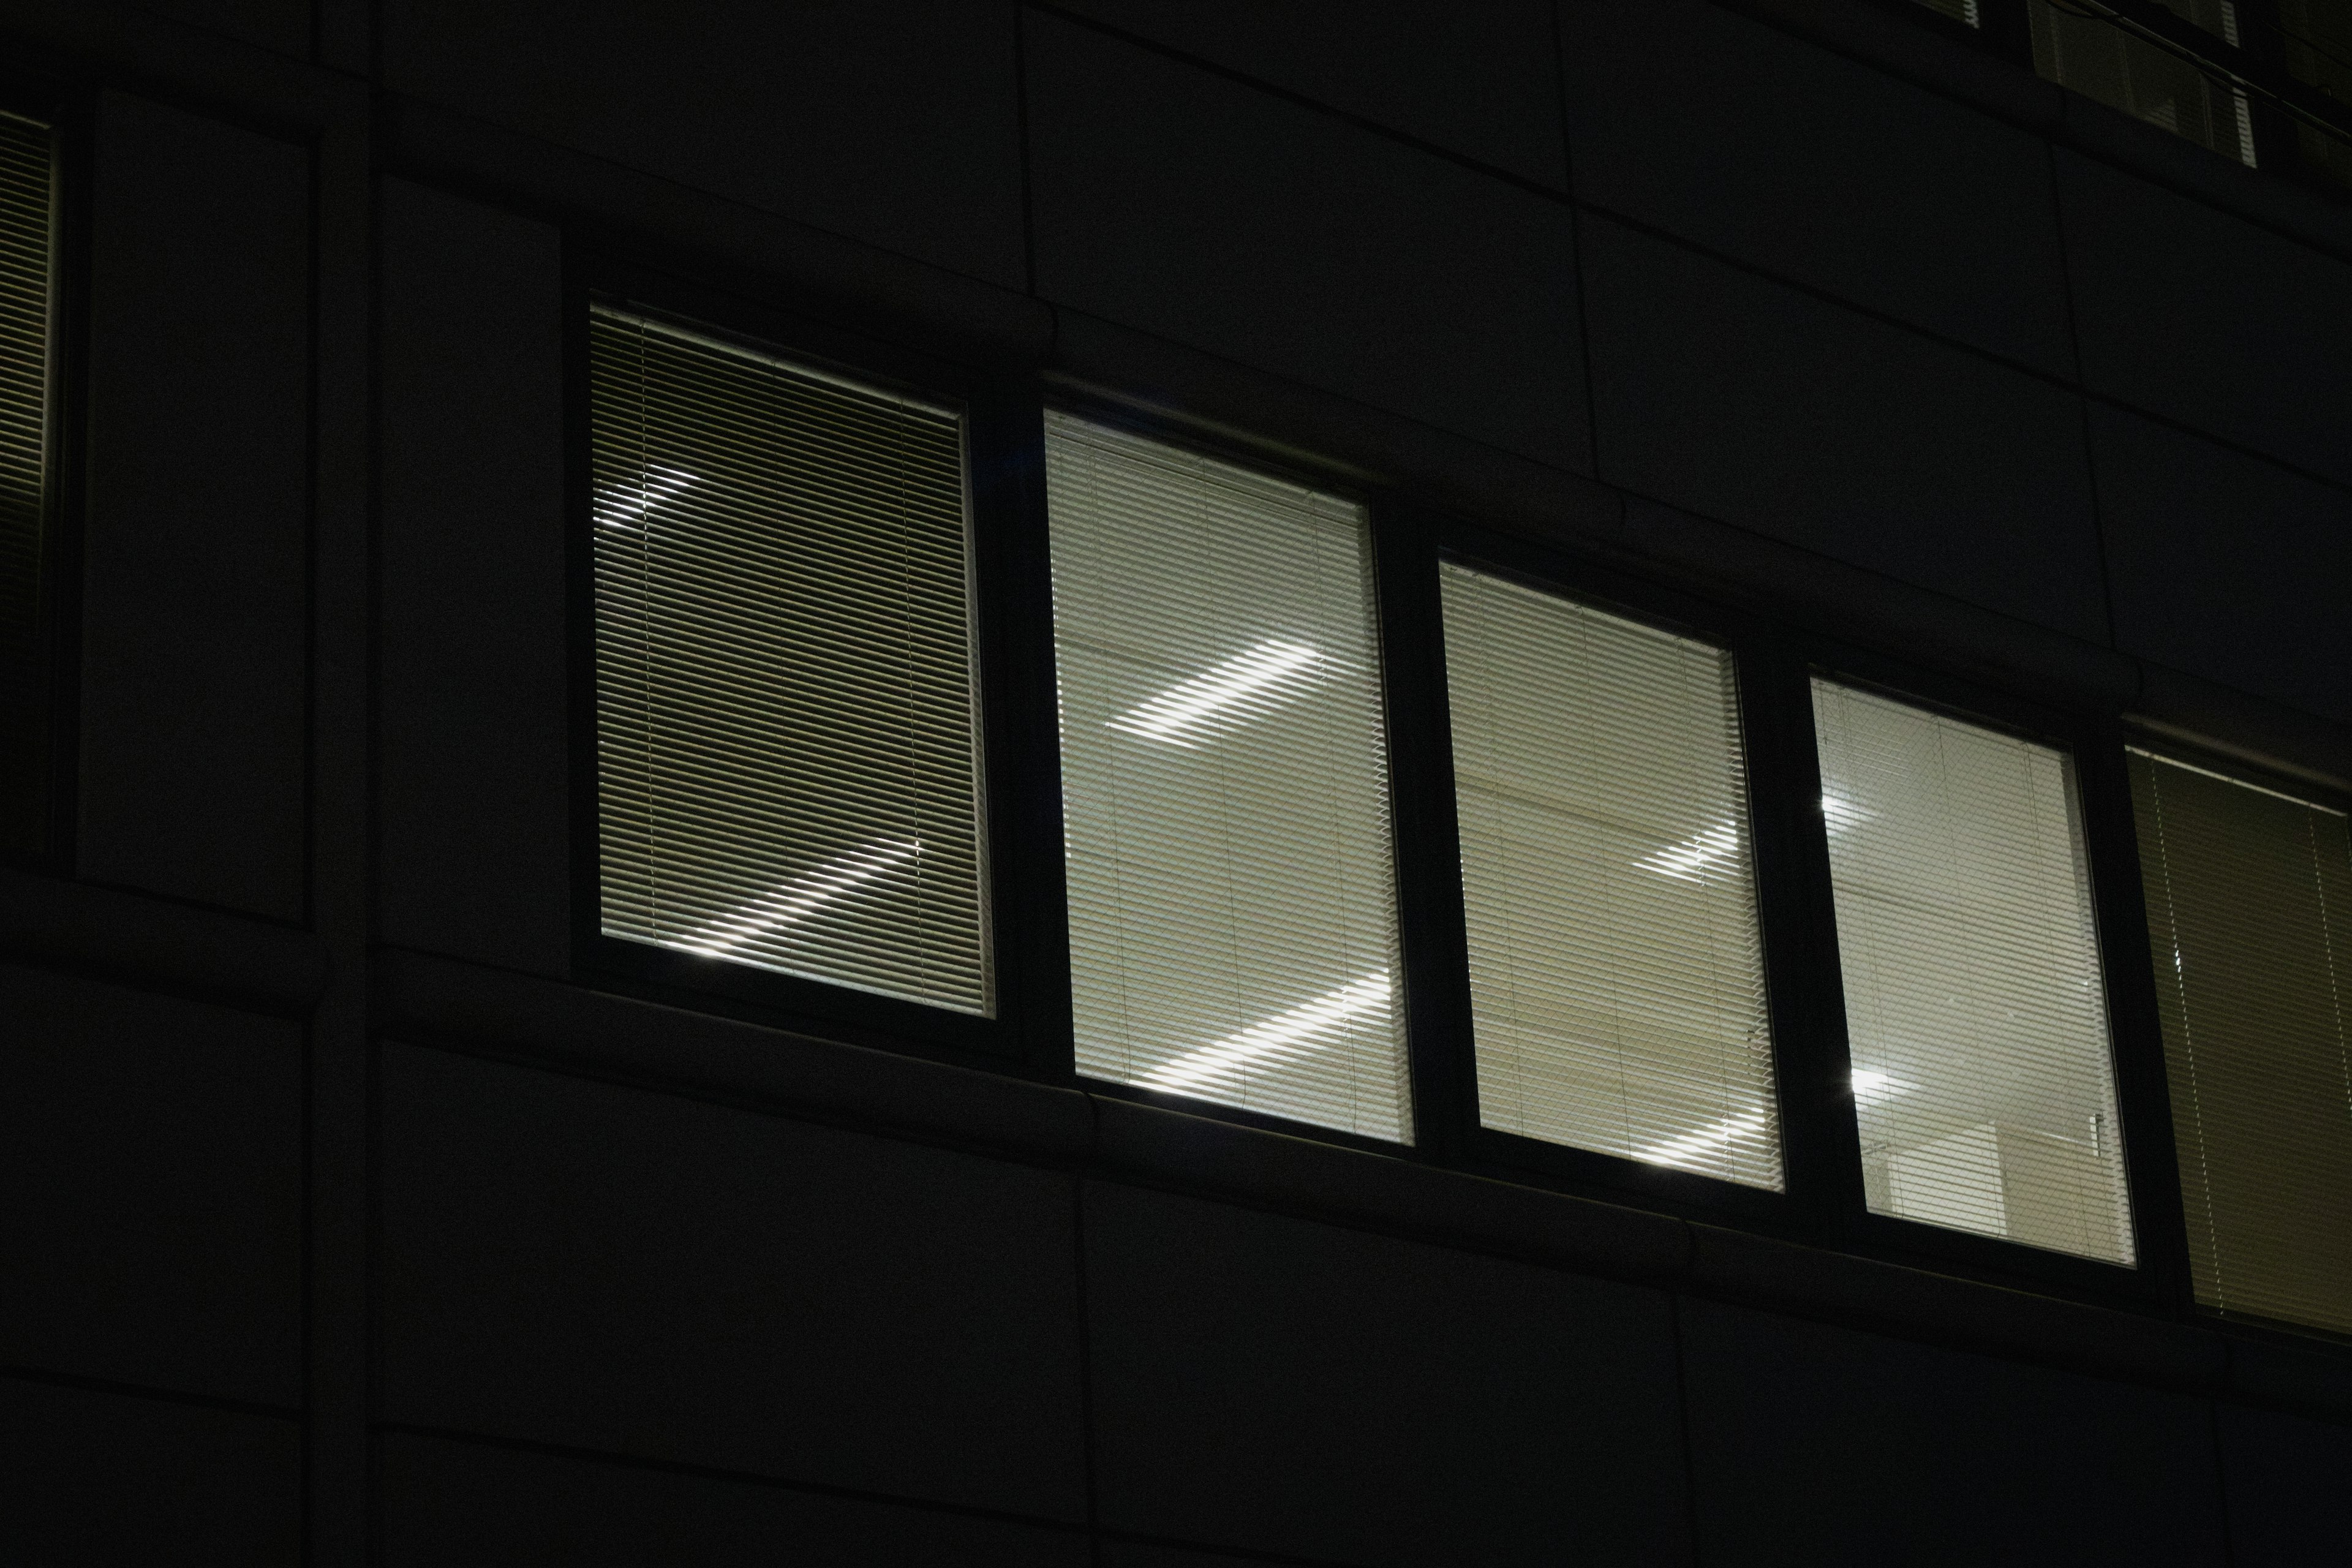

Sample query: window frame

[555,289,2257,1316]
[562,259,1066,1075]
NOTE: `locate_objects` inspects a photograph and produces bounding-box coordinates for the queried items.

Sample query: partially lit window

[589,306,992,1012]
[0,111,58,862]
[2130,749,2352,1335]
[2030,0,2258,167]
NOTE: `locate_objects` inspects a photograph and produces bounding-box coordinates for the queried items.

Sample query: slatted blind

[1441,566,1781,1188]
[2130,749,2352,1335]
[1814,681,2135,1265]
[2030,0,2258,167]
[1909,0,1981,26]
[0,112,55,862]
[590,306,990,1013]
[1044,412,1409,1142]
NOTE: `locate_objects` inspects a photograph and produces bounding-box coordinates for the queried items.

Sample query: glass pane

[2132,750,2352,1335]
[591,307,992,1013]
[0,112,55,861]
[1814,680,2134,1265]
[1046,412,1409,1142]
[1442,566,1781,1188]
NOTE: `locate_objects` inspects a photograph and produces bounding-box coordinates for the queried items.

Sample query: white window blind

[1814,681,2134,1264]
[0,111,54,862]
[1441,566,1781,1188]
[590,306,991,1013]
[2030,0,2258,167]
[2130,749,2352,1336]
[1044,412,1409,1142]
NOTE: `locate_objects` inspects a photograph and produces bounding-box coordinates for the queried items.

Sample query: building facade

[2,0,2350,1562]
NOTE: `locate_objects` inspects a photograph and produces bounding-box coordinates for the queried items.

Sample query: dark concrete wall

[4,1,2350,1563]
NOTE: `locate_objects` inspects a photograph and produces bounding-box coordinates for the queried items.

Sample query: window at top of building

[588,305,992,1014]
[2280,0,2352,187]
[2029,0,2260,167]
[0,111,57,864]
[1814,680,2135,1266]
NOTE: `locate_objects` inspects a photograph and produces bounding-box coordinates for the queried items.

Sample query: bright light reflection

[1852,1068,1909,1105]
[681,839,915,958]
[1638,823,1741,881]
[1821,792,1872,835]
[596,464,695,532]
[1109,639,1322,747]
[1140,971,1392,1095]
[1635,1109,1770,1173]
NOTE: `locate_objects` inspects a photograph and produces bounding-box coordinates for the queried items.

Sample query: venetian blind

[1441,566,1781,1188]
[0,112,55,862]
[2130,749,2352,1336]
[1814,681,2135,1265]
[1044,412,1409,1142]
[590,306,990,1012]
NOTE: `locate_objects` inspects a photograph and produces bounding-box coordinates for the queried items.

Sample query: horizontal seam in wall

[0,1361,303,1423]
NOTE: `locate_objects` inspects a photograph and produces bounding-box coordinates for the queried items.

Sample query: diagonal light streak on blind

[0,111,53,862]
[590,306,992,1013]
[1046,411,1411,1142]
[1107,637,1323,746]
[1140,971,1393,1095]
[1441,565,1782,1189]
[1815,680,2135,1264]
[2130,748,2352,1335]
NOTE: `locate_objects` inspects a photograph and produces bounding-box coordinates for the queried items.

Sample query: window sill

[378,945,2352,1425]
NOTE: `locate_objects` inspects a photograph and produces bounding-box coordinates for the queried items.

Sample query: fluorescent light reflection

[1638,823,1741,881]
[1109,639,1323,747]
[1852,1068,1909,1105]
[1635,1109,1771,1174]
[596,463,696,532]
[1140,971,1392,1095]
[1821,792,1872,835]
[682,839,916,958]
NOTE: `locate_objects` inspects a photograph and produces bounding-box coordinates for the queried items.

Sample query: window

[2281,0,2352,187]
[1909,0,1984,26]
[2130,749,2352,1335]
[0,111,56,863]
[2029,1,2258,166]
[1440,565,1781,1189]
[1814,681,2134,1265]
[589,305,992,1013]
[1044,412,1410,1142]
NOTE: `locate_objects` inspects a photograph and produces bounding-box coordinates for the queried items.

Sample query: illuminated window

[0,110,58,862]
[1045,412,1409,1141]
[589,305,991,1012]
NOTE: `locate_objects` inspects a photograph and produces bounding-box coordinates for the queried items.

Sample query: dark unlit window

[589,306,991,1013]
[1814,682,2135,1265]
[1045,412,1410,1142]
[2130,750,2352,1336]
[1441,565,1781,1188]
[0,111,56,862]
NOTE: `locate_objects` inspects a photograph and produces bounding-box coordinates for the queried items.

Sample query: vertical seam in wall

[2045,138,2122,654]
[1071,1126,1104,1564]
[2207,1390,2239,1566]
[1670,1291,1707,1567]
[1550,1,1605,480]
[1014,2,1040,300]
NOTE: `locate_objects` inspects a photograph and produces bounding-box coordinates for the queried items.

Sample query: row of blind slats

[1044,411,1411,1142]
[0,113,51,861]
[590,307,991,1014]
[1441,565,1782,1189]
[1815,682,2136,1265]
[2131,750,2352,1336]
[2030,0,2260,167]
